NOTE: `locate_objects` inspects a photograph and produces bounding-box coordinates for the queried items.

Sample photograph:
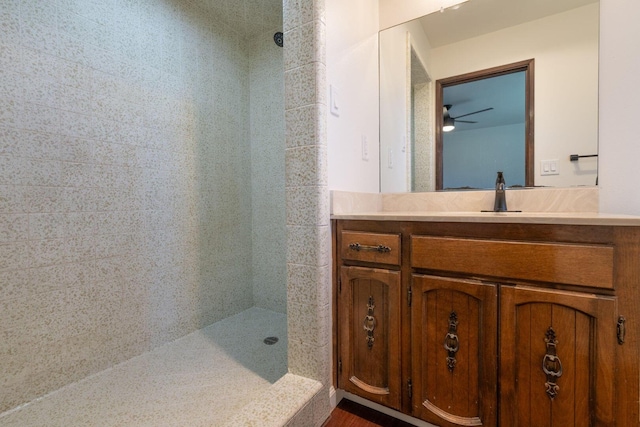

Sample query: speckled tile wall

[250,29,286,314]
[283,0,333,424]
[0,0,285,414]
[413,82,434,192]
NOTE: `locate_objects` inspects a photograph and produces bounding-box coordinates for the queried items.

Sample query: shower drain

[263,336,279,345]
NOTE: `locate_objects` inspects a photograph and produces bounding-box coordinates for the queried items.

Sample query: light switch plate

[541,159,559,176]
[330,85,339,117]
[361,135,369,161]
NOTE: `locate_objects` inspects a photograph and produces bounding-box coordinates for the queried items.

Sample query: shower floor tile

[0,307,287,427]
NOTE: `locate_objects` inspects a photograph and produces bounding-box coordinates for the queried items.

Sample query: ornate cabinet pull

[363,296,377,349]
[618,316,626,345]
[349,242,391,253]
[542,327,563,400]
[444,312,459,372]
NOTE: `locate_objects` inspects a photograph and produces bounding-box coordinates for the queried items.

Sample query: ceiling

[421,0,598,48]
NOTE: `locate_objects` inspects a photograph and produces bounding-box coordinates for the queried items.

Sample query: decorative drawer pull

[618,316,626,345]
[349,242,391,253]
[444,312,459,372]
[543,327,563,400]
[363,296,377,349]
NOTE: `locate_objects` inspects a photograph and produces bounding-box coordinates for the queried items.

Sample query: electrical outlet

[388,149,393,168]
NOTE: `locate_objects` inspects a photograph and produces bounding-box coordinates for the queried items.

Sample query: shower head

[274,32,283,47]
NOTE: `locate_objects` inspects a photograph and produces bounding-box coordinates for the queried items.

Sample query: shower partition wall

[0,0,286,416]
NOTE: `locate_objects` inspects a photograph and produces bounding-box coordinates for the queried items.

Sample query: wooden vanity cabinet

[499,285,617,426]
[338,266,402,409]
[411,275,498,427]
[334,220,640,427]
[336,231,404,410]
[412,232,619,426]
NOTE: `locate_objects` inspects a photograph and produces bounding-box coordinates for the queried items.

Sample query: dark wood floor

[322,399,416,427]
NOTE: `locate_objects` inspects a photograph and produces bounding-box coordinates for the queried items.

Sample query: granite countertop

[331,211,640,226]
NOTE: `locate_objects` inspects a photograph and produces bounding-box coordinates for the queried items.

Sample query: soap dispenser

[494,171,507,212]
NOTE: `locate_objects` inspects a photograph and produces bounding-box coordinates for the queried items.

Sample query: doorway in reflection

[442,71,526,189]
[436,60,534,190]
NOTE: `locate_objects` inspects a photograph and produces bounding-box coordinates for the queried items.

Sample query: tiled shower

[0,0,292,417]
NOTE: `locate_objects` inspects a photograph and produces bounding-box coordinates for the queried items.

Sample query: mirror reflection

[438,61,532,190]
[379,0,599,192]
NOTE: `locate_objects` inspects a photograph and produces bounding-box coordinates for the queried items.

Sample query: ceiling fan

[443,104,494,132]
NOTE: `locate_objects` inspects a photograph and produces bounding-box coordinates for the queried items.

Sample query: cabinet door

[338,266,402,409]
[500,286,617,427]
[411,275,498,427]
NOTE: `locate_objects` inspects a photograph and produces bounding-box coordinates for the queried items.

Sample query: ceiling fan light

[443,117,455,132]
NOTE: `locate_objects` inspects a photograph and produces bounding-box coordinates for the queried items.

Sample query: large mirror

[379,0,599,192]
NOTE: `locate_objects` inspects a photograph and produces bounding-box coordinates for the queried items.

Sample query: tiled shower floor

[0,307,287,427]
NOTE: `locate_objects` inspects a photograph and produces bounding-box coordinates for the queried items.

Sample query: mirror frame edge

[435,58,535,190]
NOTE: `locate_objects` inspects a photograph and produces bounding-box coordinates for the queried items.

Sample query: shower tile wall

[250,30,286,314]
[283,0,333,423]
[0,0,283,413]
[284,0,331,389]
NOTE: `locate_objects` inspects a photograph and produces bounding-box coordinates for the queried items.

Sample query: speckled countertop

[331,211,640,226]
[330,189,640,226]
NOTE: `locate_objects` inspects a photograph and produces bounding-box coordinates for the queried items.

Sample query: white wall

[326,0,380,193]
[598,0,640,215]
[379,24,409,192]
[431,5,599,188]
[379,20,432,192]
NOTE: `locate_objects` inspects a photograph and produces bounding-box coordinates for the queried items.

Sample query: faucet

[494,171,508,212]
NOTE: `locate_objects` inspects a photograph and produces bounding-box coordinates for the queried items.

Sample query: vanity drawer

[341,231,401,265]
[411,236,614,289]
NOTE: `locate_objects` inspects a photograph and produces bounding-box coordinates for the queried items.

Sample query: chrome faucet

[494,171,507,212]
